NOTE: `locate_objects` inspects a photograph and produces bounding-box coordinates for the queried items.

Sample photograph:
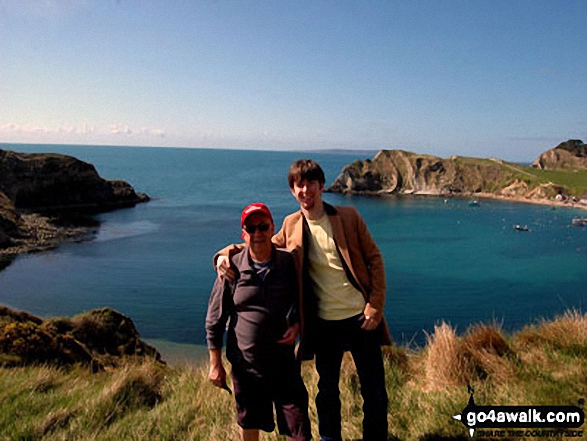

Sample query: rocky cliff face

[531,140,587,170]
[329,150,516,195]
[327,149,567,201]
[0,149,149,264]
[0,150,148,210]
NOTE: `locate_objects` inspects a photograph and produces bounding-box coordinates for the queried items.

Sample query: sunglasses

[244,223,270,234]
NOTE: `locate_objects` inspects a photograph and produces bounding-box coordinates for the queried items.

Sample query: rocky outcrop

[0,149,148,211]
[0,149,149,265]
[328,150,524,196]
[0,306,162,368]
[532,140,587,170]
[327,149,579,205]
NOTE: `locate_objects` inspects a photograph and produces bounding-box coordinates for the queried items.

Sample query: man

[216,160,391,441]
[206,203,311,441]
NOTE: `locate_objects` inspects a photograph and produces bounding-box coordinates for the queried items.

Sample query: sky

[0,0,586,161]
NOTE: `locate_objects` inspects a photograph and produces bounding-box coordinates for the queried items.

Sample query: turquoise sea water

[0,143,586,350]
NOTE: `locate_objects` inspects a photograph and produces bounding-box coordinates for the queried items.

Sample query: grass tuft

[96,360,165,427]
[424,322,464,389]
[37,408,76,437]
[460,323,514,384]
[515,308,587,352]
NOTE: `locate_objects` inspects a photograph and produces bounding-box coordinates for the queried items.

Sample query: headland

[326,139,587,212]
[0,149,149,271]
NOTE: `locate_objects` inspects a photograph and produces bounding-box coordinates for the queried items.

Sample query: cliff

[0,149,148,211]
[531,139,587,170]
[0,149,149,268]
[327,141,587,205]
[0,306,161,368]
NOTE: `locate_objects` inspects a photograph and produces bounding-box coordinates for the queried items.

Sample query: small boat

[571,217,587,226]
[514,224,529,231]
[469,200,480,207]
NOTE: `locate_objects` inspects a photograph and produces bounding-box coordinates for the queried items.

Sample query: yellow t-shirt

[307,215,365,320]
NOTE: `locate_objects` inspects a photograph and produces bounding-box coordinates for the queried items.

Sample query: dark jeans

[315,315,388,441]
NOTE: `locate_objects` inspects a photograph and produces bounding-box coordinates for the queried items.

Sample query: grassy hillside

[330,150,587,201]
[1,310,586,440]
[456,157,587,197]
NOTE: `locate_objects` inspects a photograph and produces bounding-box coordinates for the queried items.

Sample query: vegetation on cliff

[0,307,160,369]
[1,309,585,440]
[327,140,587,208]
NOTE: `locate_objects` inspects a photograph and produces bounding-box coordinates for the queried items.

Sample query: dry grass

[422,321,516,390]
[514,309,587,352]
[460,323,514,384]
[1,310,587,440]
[423,322,464,389]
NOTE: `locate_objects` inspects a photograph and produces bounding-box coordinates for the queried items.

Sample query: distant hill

[531,139,587,170]
[327,140,587,206]
[299,148,381,156]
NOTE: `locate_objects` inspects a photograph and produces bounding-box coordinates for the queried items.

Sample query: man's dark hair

[287,159,326,189]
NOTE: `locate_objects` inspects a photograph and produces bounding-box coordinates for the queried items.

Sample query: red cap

[241,203,273,227]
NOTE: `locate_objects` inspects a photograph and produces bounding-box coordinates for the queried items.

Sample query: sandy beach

[473,192,587,212]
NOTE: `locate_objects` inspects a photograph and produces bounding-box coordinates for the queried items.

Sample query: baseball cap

[241,203,273,226]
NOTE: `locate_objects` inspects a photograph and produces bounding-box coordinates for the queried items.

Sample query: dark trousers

[314,315,388,441]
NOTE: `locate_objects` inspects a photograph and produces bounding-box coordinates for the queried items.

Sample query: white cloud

[0,123,166,138]
[137,127,165,137]
[81,123,95,135]
[109,123,133,135]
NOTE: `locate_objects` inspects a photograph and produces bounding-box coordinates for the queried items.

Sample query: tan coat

[273,203,392,353]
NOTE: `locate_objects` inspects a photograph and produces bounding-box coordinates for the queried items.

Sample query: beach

[474,192,587,212]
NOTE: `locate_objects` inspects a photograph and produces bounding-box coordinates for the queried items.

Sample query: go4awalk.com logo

[453,389,585,438]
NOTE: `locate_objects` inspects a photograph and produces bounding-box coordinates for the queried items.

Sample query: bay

[0,143,586,351]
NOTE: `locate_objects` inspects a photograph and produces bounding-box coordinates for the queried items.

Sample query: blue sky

[0,0,585,161]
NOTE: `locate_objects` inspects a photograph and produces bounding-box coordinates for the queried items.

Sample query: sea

[1,143,586,362]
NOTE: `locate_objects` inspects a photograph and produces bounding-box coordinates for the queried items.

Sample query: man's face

[290,178,324,211]
[242,213,274,248]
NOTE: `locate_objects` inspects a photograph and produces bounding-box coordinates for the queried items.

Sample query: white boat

[571,217,587,226]
[514,224,529,231]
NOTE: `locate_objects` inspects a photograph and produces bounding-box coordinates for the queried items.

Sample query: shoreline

[2,192,585,273]
[0,213,96,272]
[144,339,208,366]
[350,189,587,213]
[471,192,587,212]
